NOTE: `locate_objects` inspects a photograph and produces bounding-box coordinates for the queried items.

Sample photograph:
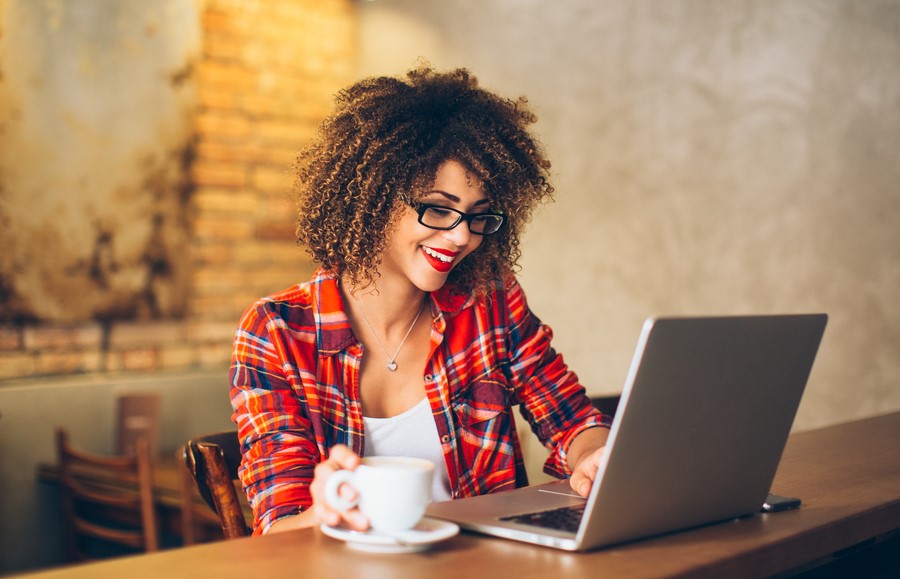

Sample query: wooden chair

[116,392,161,459]
[55,428,160,561]
[182,431,250,539]
[590,394,620,419]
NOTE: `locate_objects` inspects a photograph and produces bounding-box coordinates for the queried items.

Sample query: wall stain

[169,58,196,88]
[87,223,116,289]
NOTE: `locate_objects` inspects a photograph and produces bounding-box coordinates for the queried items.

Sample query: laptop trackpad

[426,479,585,522]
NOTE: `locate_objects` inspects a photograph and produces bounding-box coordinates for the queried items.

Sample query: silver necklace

[355,297,426,371]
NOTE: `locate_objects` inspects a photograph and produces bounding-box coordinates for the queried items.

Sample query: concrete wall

[358,1,900,442]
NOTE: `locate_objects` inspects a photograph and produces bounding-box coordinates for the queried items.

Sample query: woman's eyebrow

[425,190,491,207]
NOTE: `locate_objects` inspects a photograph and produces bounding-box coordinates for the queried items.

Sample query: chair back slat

[56,428,160,560]
[182,431,250,539]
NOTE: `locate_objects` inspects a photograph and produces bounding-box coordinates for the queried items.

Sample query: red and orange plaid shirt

[230,268,609,534]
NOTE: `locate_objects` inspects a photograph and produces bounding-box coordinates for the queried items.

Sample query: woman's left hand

[566,427,610,496]
[568,446,605,496]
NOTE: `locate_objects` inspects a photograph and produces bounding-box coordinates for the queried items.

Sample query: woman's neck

[340,274,429,335]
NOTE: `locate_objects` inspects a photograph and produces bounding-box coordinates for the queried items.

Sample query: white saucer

[320,517,460,554]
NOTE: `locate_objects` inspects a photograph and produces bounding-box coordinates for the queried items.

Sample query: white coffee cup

[324,456,434,531]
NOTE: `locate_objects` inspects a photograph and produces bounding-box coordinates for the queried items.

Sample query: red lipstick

[421,246,457,273]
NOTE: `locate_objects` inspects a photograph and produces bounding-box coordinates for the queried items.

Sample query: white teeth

[423,247,453,263]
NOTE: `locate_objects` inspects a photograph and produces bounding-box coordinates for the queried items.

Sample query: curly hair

[293,65,554,296]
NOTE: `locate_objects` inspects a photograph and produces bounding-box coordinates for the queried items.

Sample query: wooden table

[22,412,900,579]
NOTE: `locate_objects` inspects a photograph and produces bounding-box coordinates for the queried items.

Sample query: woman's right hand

[310,444,370,531]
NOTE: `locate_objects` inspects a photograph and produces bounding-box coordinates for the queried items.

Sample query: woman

[230,66,611,535]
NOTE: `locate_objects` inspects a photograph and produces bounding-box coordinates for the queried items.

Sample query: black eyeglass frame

[410,202,506,236]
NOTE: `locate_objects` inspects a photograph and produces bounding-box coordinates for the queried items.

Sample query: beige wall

[358,0,900,441]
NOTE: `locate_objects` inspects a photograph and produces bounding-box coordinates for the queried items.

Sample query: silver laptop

[426,314,828,551]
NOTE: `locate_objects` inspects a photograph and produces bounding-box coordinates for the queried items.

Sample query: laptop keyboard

[500,504,586,533]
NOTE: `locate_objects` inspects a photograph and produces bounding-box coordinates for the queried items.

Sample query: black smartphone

[761,493,802,513]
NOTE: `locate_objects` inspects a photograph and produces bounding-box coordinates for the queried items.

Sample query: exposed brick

[186,320,239,342]
[23,323,104,350]
[258,193,295,220]
[194,139,297,168]
[257,120,315,147]
[193,215,256,242]
[256,75,313,99]
[108,321,185,348]
[252,166,293,194]
[234,240,308,265]
[191,160,249,188]
[103,352,125,373]
[193,188,258,214]
[202,9,252,37]
[188,295,244,319]
[197,88,239,111]
[191,241,235,266]
[241,92,313,119]
[251,269,308,294]
[119,348,161,372]
[0,352,38,380]
[256,220,296,241]
[192,270,245,296]
[195,140,268,165]
[194,112,252,140]
[195,61,257,92]
[202,34,244,60]
[263,146,300,168]
[0,326,22,351]
[198,342,233,367]
[36,350,103,376]
[159,344,200,369]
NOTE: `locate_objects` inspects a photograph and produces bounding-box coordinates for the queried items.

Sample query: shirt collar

[311,269,356,355]
[311,267,476,355]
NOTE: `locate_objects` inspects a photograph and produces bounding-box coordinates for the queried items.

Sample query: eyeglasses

[411,203,505,235]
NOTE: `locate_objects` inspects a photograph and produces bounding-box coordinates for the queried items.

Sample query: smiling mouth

[421,246,458,273]
[422,247,454,263]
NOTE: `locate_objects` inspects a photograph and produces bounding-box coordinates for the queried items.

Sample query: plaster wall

[0,0,199,322]
[358,1,900,442]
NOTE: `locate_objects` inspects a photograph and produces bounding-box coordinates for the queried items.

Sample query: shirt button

[424,374,433,382]
[441,435,451,443]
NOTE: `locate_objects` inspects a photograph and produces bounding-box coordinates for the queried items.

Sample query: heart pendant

[387,361,398,371]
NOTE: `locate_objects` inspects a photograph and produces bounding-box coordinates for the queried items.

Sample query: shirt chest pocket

[453,374,516,449]
[450,373,520,494]
[452,374,511,426]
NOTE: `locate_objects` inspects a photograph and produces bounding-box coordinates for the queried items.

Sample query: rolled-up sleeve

[229,300,321,534]
[502,281,610,479]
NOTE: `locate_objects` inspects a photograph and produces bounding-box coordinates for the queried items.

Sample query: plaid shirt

[230,268,608,534]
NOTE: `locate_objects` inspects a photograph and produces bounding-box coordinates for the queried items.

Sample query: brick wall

[0,0,356,382]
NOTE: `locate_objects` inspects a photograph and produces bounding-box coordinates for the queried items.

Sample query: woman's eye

[426,206,454,217]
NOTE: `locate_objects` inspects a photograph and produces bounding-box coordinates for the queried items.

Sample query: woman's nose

[442,219,473,247]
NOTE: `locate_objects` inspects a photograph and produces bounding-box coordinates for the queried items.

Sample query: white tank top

[363,398,452,501]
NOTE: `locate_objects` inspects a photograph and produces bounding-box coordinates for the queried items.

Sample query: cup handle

[324,469,359,511]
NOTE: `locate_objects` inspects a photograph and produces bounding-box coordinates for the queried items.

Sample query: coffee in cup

[324,456,434,531]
